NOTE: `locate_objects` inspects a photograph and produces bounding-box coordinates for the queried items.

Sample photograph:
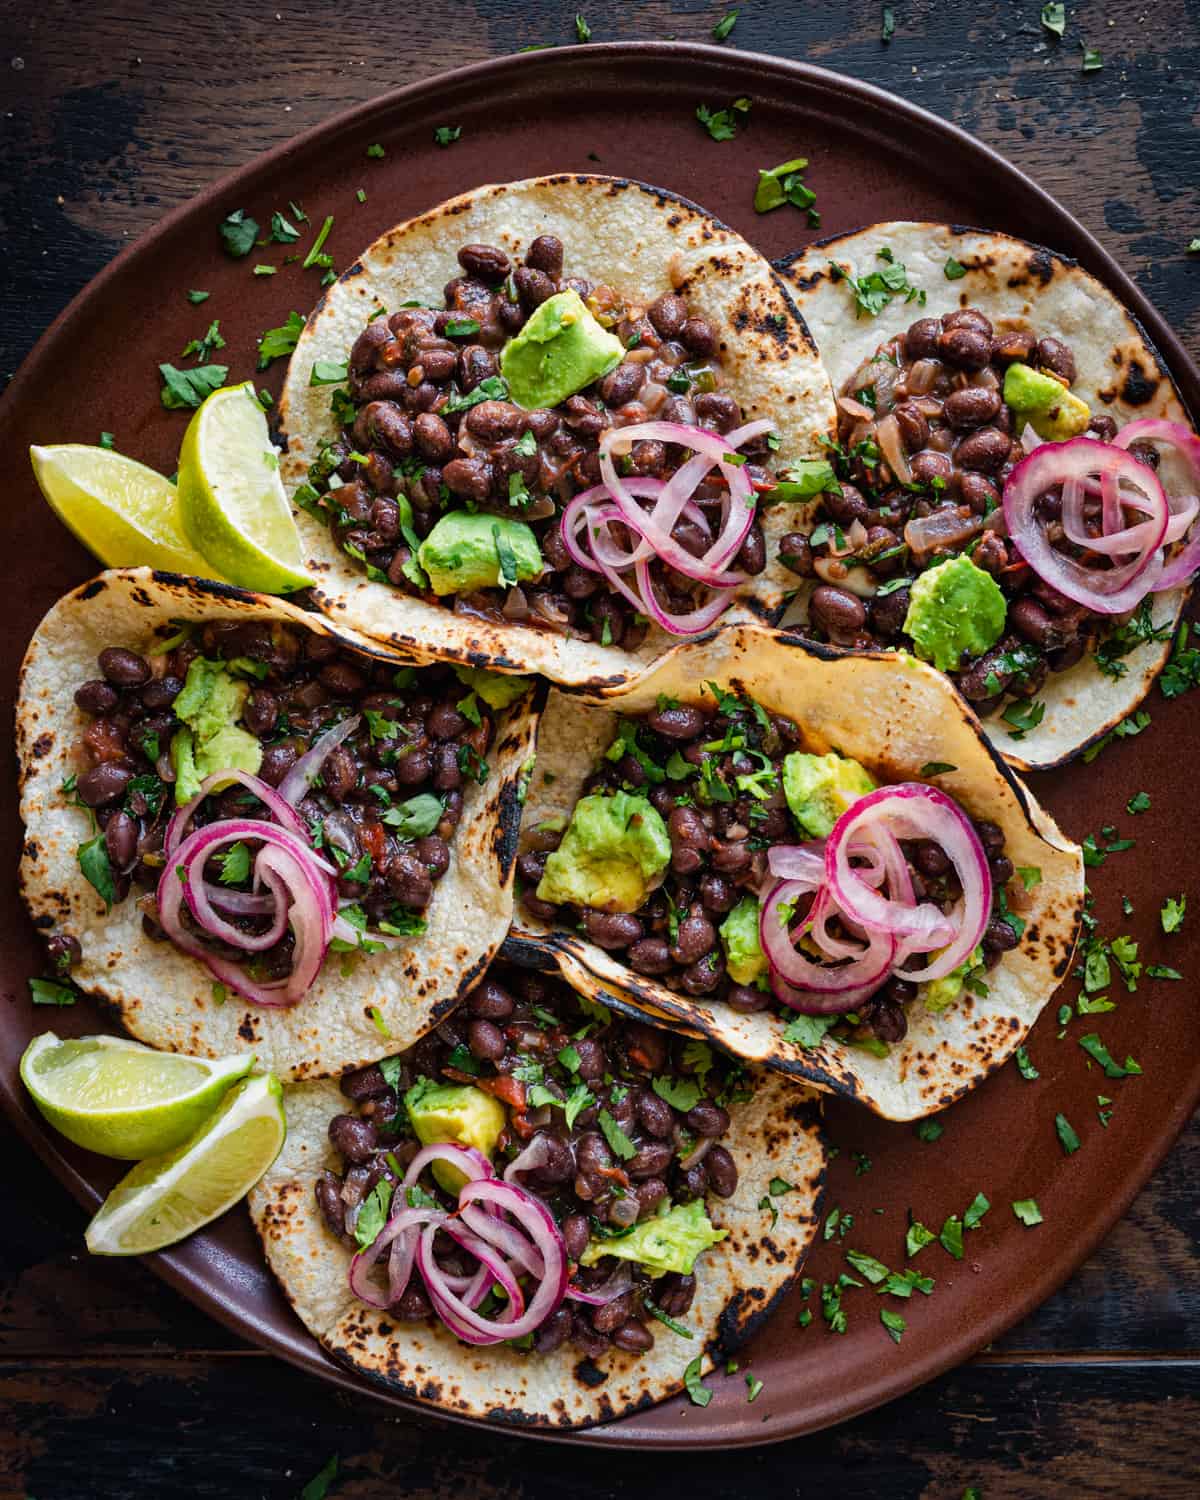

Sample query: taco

[17,568,538,1081]
[249,957,826,1428]
[775,222,1199,770]
[278,173,837,687]
[509,625,1084,1121]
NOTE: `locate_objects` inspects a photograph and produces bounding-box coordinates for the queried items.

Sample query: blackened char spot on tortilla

[573,1359,608,1388]
[79,578,108,601]
[32,733,53,757]
[1122,358,1158,406]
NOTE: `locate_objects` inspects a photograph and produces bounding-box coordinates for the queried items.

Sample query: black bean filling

[296,235,776,646]
[520,693,1021,1044]
[780,306,1164,717]
[62,620,492,979]
[318,962,747,1358]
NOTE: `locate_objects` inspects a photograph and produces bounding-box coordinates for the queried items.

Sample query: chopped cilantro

[832,248,926,318]
[939,1216,964,1260]
[301,215,335,273]
[696,97,751,142]
[597,1109,636,1161]
[159,363,228,411]
[845,1249,889,1284]
[368,1006,390,1037]
[366,143,385,158]
[219,208,259,258]
[1055,1112,1081,1155]
[1041,2,1066,35]
[1079,1032,1140,1079]
[1162,621,1200,698]
[28,977,78,1007]
[919,761,957,777]
[310,359,349,386]
[964,1192,990,1229]
[1001,697,1046,740]
[712,10,738,41]
[754,157,818,225]
[1080,43,1103,72]
[1014,1045,1039,1081]
[1147,964,1182,981]
[574,12,591,40]
[881,5,896,42]
[258,310,306,368]
[218,842,251,886]
[353,1180,393,1249]
[433,125,462,147]
[1012,1198,1043,1226]
[915,1119,943,1143]
[1082,709,1150,763]
[643,1297,692,1338]
[880,1307,906,1344]
[683,1355,712,1406]
[1126,791,1151,814]
[905,1220,936,1258]
[77,833,116,908]
[944,255,967,280]
[300,1454,339,1500]
[652,1076,701,1112]
[98,431,115,451]
[186,289,210,304]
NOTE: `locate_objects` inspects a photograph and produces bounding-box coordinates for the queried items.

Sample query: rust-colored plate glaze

[1,43,1196,1449]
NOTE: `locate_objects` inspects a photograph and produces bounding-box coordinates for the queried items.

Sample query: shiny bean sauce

[318,962,748,1357]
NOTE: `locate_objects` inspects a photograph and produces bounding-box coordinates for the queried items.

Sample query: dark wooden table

[3,2,1198,1494]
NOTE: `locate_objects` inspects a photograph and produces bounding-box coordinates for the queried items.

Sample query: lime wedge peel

[177,382,313,593]
[29,443,222,579]
[85,1072,285,1257]
[20,1032,254,1161]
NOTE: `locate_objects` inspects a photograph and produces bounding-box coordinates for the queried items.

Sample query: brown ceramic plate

[2,42,1197,1449]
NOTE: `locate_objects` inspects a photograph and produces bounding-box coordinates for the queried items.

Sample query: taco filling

[520,686,1024,1047]
[784,303,1199,728]
[63,614,512,1006]
[294,233,802,642]
[317,962,749,1356]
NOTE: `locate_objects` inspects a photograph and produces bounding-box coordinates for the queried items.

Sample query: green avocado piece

[499,289,624,410]
[782,751,876,838]
[452,665,534,710]
[720,896,767,985]
[1002,361,1091,440]
[536,790,670,913]
[403,1079,506,1193]
[417,512,542,596]
[169,657,262,805]
[579,1199,728,1275]
[903,554,1008,674]
[920,945,986,1013]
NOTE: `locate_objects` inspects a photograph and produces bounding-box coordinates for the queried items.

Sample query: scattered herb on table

[1080,43,1103,72]
[1082,710,1150,763]
[219,208,259,258]
[299,1453,339,1500]
[696,98,751,141]
[713,11,738,41]
[1014,1045,1039,1081]
[880,1307,906,1344]
[1012,1198,1043,1226]
[433,125,462,147]
[159,363,228,411]
[1041,2,1065,36]
[186,289,210,304]
[683,1355,713,1406]
[1127,791,1151,814]
[29,977,78,1006]
[1055,1113,1081,1155]
[915,1119,943,1143]
[258,310,306,369]
[754,157,819,225]
[881,6,896,43]
[1161,894,1186,933]
[575,13,591,41]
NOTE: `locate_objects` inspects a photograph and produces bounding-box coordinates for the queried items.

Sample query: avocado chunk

[499,289,624,410]
[919,945,986,1013]
[1003,361,1091,440]
[782,751,876,838]
[536,790,670,913]
[452,665,534,710]
[903,554,1007,674]
[720,896,767,985]
[578,1199,728,1276]
[168,657,262,805]
[403,1079,506,1193]
[417,512,542,596]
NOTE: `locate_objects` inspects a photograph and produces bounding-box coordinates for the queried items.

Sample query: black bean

[98,647,150,688]
[465,399,524,442]
[432,743,463,791]
[573,1039,607,1082]
[1037,337,1076,384]
[341,1063,390,1101]
[809,585,866,640]
[387,852,433,908]
[681,951,725,995]
[704,1144,738,1197]
[693,392,740,432]
[685,1101,730,1138]
[991,328,1036,364]
[636,1091,674,1138]
[991,854,1015,885]
[142,673,180,708]
[698,873,736,913]
[328,1113,377,1164]
[645,704,708,739]
[103,811,138,872]
[647,293,687,339]
[77,763,132,807]
[624,1021,667,1071]
[259,742,297,787]
[467,978,514,1019]
[74,679,119,715]
[356,401,413,456]
[575,1131,613,1177]
[667,805,712,877]
[425,703,466,742]
[612,1318,654,1353]
[735,522,767,576]
[394,746,433,785]
[525,234,564,277]
[914,841,950,877]
[635,1178,668,1217]
[959,472,1001,515]
[943,308,993,337]
[628,1140,673,1181]
[534,1305,573,1354]
[321,745,358,802]
[710,840,752,876]
[656,1272,696,1317]
[975,820,1006,857]
[973,532,1009,575]
[628,937,673,975]
[937,326,992,370]
[318,660,366,697]
[955,427,1012,473]
[584,910,643,950]
[458,345,498,391]
[315,1172,348,1237]
[599,362,646,406]
[513,265,555,310]
[466,1018,505,1061]
[1088,414,1118,442]
[869,585,910,640]
[910,451,954,488]
[458,243,510,281]
[413,412,453,461]
[413,835,450,880]
[677,1161,709,1200]
[561,1213,590,1263]
[441,457,492,504]
[45,933,82,973]
[868,997,908,1043]
[904,317,942,360]
[983,915,1020,953]
[394,1284,433,1321]
[944,386,1002,430]
[1010,597,1066,650]
[727,983,771,1013]
[680,318,715,355]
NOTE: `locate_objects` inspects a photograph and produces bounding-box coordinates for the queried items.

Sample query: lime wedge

[21,1032,255,1160]
[177,382,313,593]
[85,1073,285,1256]
[29,443,222,577]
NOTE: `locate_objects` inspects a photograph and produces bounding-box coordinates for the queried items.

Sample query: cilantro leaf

[939,1215,964,1260]
[880,1307,906,1344]
[258,310,306,369]
[652,1076,701,1112]
[300,1454,339,1500]
[1041,2,1066,35]
[1012,1198,1043,1226]
[696,97,750,142]
[1055,1112,1081,1155]
[219,208,259,258]
[905,1220,936,1258]
[683,1354,712,1406]
[353,1180,394,1249]
[597,1109,636,1161]
[1161,894,1186,933]
[712,10,738,41]
[575,12,591,40]
[159,362,228,411]
[963,1192,990,1229]
[1126,791,1151,814]
[944,254,968,280]
[381,793,444,839]
[77,833,116,909]
[782,1013,836,1048]
[845,1249,889,1284]
[218,841,251,886]
[1079,1032,1138,1079]
[29,977,78,1007]
[433,125,461,147]
[1014,1045,1039,1081]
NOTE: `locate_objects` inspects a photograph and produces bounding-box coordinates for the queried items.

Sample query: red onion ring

[760,874,897,1008]
[165,768,311,858]
[1003,437,1169,613]
[1112,418,1200,591]
[564,1262,633,1307]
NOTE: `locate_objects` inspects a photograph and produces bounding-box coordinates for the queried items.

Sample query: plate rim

[3,38,1197,1451]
